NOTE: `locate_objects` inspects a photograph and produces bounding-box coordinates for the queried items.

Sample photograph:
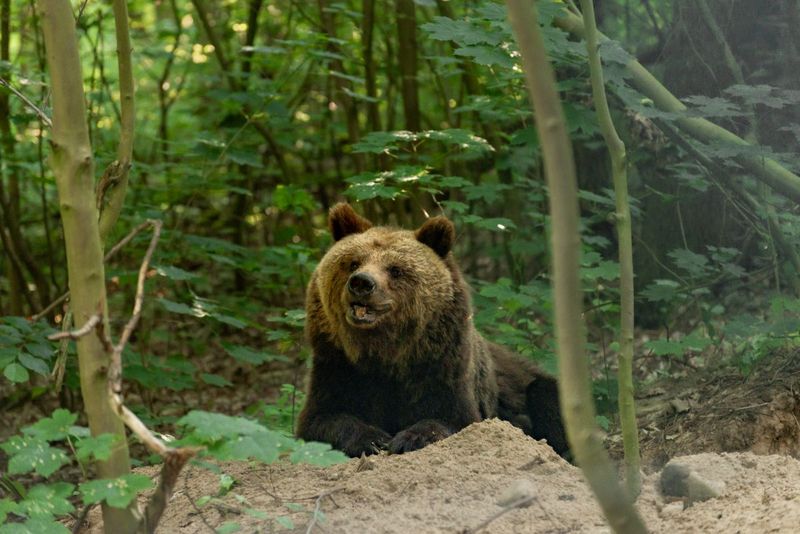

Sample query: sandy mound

[81,419,800,533]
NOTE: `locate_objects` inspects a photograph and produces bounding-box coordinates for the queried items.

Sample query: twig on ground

[183,466,217,533]
[463,495,536,534]
[305,489,343,534]
[70,503,94,534]
[140,447,197,532]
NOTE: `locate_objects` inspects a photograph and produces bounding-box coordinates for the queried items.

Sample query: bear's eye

[388,266,403,278]
[348,260,360,272]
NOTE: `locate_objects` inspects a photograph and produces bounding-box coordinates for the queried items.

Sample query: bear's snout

[348,272,376,297]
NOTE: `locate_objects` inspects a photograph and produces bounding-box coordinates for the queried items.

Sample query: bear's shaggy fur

[296,203,567,457]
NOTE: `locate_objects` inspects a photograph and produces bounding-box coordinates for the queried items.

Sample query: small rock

[660,501,684,516]
[496,479,536,507]
[685,471,725,505]
[660,461,726,507]
[660,463,691,496]
[669,398,691,414]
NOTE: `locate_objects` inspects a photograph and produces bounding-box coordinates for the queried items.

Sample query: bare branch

[48,313,102,341]
[305,489,342,534]
[109,219,162,392]
[32,220,156,322]
[0,76,52,127]
[139,448,197,532]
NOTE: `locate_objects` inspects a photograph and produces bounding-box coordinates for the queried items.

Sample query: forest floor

[76,349,800,533]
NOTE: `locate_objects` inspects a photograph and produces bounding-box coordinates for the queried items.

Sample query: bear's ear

[329,203,372,241]
[415,216,455,258]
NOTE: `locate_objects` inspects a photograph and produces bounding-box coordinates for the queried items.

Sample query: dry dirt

[80,418,800,534]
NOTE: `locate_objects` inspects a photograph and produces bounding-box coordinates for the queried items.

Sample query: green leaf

[216,522,241,534]
[211,313,247,329]
[0,499,17,523]
[158,298,202,317]
[640,279,681,303]
[17,483,75,519]
[289,442,348,467]
[200,373,232,387]
[0,436,70,477]
[669,249,709,278]
[221,343,288,365]
[0,326,23,346]
[0,517,71,534]
[75,434,118,462]
[4,362,29,383]
[595,415,610,431]
[218,473,235,493]
[455,45,513,68]
[23,409,77,441]
[422,17,501,47]
[212,431,290,464]
[177,411,266,442]
[275,516,294,529]
[244,508,269,520]
[24,343,54,360]
[18,354,50,376]
[154,265,201,281]
[581,260,620,282]
[3,316,32,333]
[79,474,153,508]
[683,95,745,119]
[0,348,16,368]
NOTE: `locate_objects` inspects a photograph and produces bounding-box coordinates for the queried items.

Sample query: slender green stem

[506,1,647,532]
[579,0,641,498]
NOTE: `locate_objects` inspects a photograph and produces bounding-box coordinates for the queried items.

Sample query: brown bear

[296,203,567,457]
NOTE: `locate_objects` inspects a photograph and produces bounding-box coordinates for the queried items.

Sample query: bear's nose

[348,272,376,297]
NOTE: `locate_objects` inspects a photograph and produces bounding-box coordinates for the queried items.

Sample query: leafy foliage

[0,318,56,384]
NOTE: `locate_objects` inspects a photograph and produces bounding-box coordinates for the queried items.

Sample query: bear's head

[313,203,463,361]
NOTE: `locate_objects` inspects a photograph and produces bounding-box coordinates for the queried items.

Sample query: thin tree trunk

[396,0,420,132]
[579,0,641,498]
[39,2,137,531]
[317,0,363,172]
[507,1,647,532]
[0,0,22,315]
[363,0,381,133]
[98,0,135,242]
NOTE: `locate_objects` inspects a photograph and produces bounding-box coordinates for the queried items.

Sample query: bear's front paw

[388,419,453,454]
[342,425,391,457]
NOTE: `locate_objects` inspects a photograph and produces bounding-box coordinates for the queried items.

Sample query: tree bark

[0,0,22,315]
[507,1,647,532]
[317,0,363,172]
[362,0,381,133]
[39,1,137,531]
[98,0,135,242]
[396,0,420,131]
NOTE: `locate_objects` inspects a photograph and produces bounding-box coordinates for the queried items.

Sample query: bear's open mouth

[346,302,390,327]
